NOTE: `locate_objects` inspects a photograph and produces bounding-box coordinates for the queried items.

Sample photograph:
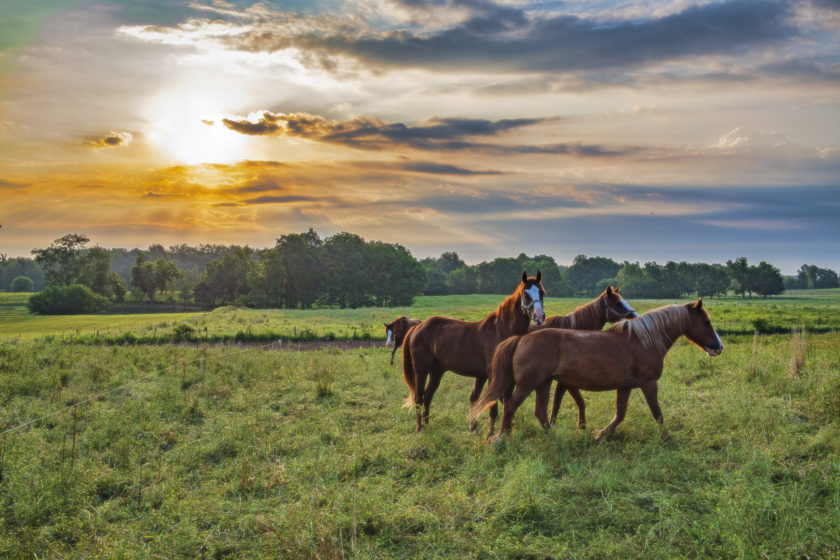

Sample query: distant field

[2,289,839,343]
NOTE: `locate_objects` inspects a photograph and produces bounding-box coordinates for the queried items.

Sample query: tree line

[3,231,838,314]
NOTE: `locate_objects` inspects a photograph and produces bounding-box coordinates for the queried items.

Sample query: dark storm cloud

[222,111,638,156]
[235,0,795,73]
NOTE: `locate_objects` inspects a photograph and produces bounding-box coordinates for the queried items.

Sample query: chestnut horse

[403,271,546,433]
[384,316,422,365]
[469,299,723,441]
[535,285,638,430]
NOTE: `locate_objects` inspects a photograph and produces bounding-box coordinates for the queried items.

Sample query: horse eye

[524,293,532,302]
[704,320,711,327]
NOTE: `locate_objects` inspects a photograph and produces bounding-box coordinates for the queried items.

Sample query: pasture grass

[1,329,838,558]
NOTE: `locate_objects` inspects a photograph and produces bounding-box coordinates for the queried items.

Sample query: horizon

[1,1,838,276]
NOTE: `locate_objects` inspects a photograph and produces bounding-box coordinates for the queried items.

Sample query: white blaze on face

[524,285,545,324]
[386,328,394,347]
[621,299,639,318]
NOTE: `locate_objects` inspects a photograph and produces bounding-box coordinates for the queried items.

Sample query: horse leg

[487,385,512,439]
[468,376,487,433]
[534,380,552,431]
[413,369,428,433]
[390,346,397,365]
[422,370,444,428]
[640,382,668,440]
[569,388,587,429]
[549,381,565,428]
[595,388,631,441]
[489,384,532,441]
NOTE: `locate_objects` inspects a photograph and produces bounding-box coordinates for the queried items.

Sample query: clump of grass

[747,331,761,380]
[788,327,807,379]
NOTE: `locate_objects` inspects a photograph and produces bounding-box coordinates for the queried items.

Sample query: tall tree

[753,261,785,298]
[31,233,90,287]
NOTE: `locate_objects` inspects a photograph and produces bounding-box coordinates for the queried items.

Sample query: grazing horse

[535,285,638,430]
[403,271,546,433]
[384,316,422,365]
[469,299,723,441]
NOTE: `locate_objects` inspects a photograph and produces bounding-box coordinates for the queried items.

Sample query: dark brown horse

[469,299,723,441]
[403,271,546,433]
[534,285,638,429]
[384,316,422,365]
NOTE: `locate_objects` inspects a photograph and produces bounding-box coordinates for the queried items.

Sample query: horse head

[520,270,546,325]
[603,285,639,323]
[683,299,724,357]
[384,320,395,348]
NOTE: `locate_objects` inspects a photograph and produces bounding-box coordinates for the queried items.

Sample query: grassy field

[2,290,840,343]
[0,292,839,558]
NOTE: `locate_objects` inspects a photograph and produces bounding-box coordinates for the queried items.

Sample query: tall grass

[1,331,838,558]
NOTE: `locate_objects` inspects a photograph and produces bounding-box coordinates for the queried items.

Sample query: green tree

[32,233,90,287]
[10,275,34,292]
[264,229,323,309]
[753,261,785,298]
[562,255,621,296]
[131,254,182,308]
[726,257,753,298]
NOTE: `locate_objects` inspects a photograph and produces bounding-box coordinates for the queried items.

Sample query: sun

[145,88,250,165]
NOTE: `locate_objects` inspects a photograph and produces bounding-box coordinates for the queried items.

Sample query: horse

[403,271,546,434]
[535,285,638,430]
[469,299,723,442]
[384,316,422,365]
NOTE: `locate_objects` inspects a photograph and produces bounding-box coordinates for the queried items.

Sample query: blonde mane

[611,304,689,351]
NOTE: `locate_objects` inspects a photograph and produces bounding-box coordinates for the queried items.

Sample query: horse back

[409,315,494,377]
[516,329,643,391]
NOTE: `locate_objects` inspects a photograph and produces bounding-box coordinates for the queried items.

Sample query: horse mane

[495,284,524,327]
[562,297,604,330]
[611,304,689,351]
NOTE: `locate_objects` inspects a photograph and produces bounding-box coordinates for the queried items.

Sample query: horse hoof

[487,434,504,445]
[578,423,586,430]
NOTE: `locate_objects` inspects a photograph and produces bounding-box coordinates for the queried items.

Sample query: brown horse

[384,316,422,365]
[535,285,638,429]
[403,271,546,433]
[469,299,723,441]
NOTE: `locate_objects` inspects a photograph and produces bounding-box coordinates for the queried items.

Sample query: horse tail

[468,335,522,422]
[401,325,418,409]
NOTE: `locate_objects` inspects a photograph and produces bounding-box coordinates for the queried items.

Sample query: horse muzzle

[705,345,723,357]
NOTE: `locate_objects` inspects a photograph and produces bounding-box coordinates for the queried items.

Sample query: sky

[1,0,839,274]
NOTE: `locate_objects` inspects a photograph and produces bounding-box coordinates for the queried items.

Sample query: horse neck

[565,297,605,330]
[613,305,688,355]
[488,290,530,336]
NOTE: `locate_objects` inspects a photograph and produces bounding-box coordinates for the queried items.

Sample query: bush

[11,275,35,292]
[28,284,109,314]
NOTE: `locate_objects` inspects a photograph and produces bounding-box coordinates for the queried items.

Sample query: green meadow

[0,291,838,558]
[3,290,840,344]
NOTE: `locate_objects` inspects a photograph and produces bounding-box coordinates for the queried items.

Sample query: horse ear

[536,270,542,283]
[615,284,621,293]
[522,270,528,283]
[696,297,704,309]
[606,285,613,295]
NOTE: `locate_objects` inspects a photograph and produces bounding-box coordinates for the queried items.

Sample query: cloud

[86,131,133,148]
[221,111,638,156]
[222,0,796,74]
[0,178,29,189]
